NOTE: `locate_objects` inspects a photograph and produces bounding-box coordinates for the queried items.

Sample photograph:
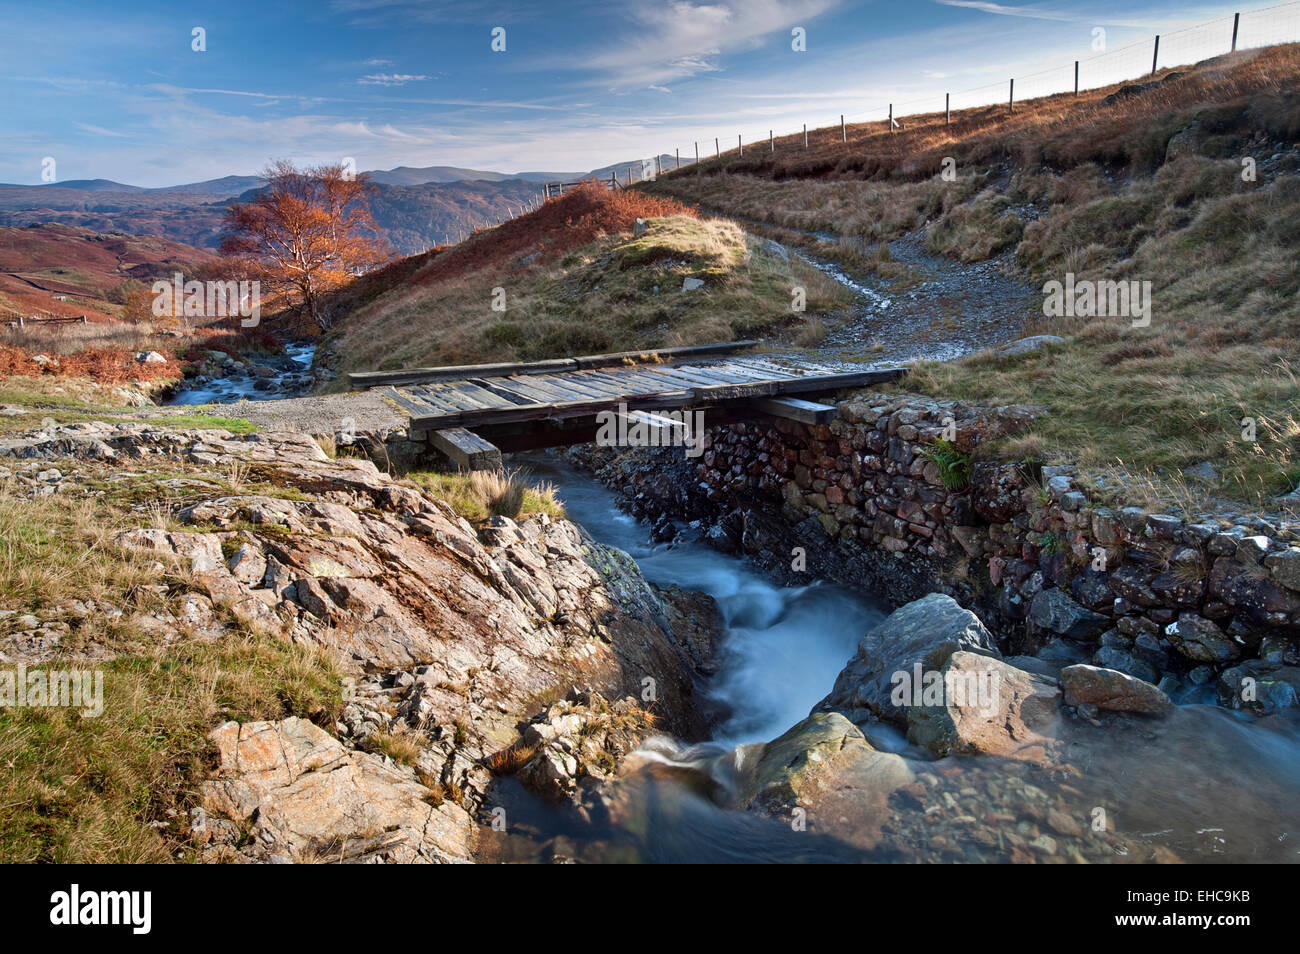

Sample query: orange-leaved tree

[220,160,390,329]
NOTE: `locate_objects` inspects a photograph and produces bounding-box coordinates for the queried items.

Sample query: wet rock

[906,652,1062,759]
[1028,587,1110,640]
[1216,661,1300,715]
[818,593,999,725]
[735,712,914,828]
[1059,664,1172,714]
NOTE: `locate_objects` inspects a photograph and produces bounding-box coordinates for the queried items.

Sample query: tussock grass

[0,488,169,620]
[405,467,564,522]
[363,727,422,766]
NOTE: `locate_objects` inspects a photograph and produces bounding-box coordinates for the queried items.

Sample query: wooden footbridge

[348,340,904,470]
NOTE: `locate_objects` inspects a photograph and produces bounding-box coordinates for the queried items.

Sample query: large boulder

[817,593,1000,725]
[906,651,1062,759]
[735,712,880,811]
[1059,664,1172,714]
[734,712,914,854]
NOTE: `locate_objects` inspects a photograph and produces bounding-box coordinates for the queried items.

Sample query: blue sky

[0,0,1287,186]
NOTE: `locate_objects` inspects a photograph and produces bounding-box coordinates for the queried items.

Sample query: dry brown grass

[404,467,564,522]
[645,45,1300,503]
[326,211,847,378]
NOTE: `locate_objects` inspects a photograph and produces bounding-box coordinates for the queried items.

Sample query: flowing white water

[167,341,317,405]
[517,455,886,744]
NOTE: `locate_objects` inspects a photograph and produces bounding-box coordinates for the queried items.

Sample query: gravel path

[794,228,1041,365]
[149,390,407,439]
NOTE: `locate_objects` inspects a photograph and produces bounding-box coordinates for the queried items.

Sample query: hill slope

[322,183,849,380]
[641,45,1300,504]
[0,222,214,320]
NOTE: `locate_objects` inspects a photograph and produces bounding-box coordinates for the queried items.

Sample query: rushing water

[518,455,887,744]
[478,455,1300,864]
[167,341,317,405]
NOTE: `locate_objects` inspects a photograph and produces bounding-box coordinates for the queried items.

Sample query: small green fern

[921,438,972,491]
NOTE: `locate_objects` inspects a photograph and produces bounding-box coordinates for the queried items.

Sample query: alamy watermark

[1042,272,1152,328]
[1,663,103,717]
[595,402,705,458]
[152,272,261,327]
[890,662,1002,717]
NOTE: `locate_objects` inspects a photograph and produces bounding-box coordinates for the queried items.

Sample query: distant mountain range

[0,164,593,197]
[0,156,684,255]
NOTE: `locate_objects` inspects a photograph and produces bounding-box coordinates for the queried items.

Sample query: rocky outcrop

[197,717,475,864]
[514,688,659,801]
[1,421,716,862]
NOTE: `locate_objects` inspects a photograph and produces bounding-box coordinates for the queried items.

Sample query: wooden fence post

[1231,12,1240,51]
[1074,60,1079,96]
[1009,78,1014,113]
[945,93,950,125]
[675,147,680,169]
[841,114,846,142]
[695,141,699,164]
[1152,35,1160,75]
[770,129,774,152]
[888,103,893,133]
[803,124,808,149]
[738,134,743,156]
[715,137,719,159]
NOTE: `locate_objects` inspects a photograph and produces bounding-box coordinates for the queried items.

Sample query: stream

[166,341,317,405]
[479,456,1300,864]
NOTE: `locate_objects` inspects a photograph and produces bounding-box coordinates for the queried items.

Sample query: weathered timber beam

[426,428,503,471]
[750,396,839,424]
[347,340,759,389]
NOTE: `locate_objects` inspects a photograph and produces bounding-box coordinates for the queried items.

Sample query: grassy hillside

[640,45,1300,506]
[0,222,214,321]
[324,182,849,381]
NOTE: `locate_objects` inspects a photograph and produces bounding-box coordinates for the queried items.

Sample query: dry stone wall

[578,392,1300,712]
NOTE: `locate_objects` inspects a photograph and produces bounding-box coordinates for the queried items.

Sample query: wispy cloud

[933,1,1078,22]
[357,73,431,86]
[74,122,130,138]
[569,0,841,87]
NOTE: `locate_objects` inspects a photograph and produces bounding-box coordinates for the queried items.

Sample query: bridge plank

[428,428,503,471]
[404,367,903,430]
[750,396,839,424]
[474,375,575,405]
[348,339,759,389]
[528,372,616,399]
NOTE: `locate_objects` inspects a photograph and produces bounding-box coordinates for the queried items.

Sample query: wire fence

[612,2,1300,182]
